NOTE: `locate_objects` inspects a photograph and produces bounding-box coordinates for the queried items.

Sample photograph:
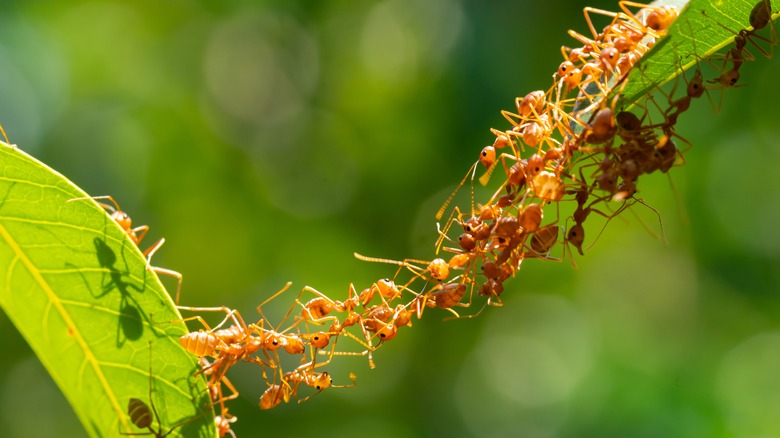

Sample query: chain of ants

[68,1,776,437]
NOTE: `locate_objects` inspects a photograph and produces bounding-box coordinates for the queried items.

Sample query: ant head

[479,146,496,168]
[525,153,545,177]
[377,323,398,341]
[262,332,283,351]
[566,224,586,256]
[687,70,705,98]
[313,372,332,391]
[309,332,330,349]
[375,278,400,300]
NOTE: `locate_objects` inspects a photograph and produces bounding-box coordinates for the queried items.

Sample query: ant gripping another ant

[694,0,777,110]
[259,364,357,410]
[90,0,780,431]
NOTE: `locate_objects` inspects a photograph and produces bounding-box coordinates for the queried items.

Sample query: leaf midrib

[0,220,129,431]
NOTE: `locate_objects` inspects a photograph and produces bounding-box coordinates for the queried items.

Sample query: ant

[583,3,660,45]
[325,300,415,365]
[200,360,240,437]
[637,49,703,151]
[749,0,776,46]
[696,13,749,93]
[260,383,287,410]
[435,160,480,225]
[175,305,269,407]
[528,224,561,258]
[702,6,775,62]
[260,364,357,409]
[426,281,470,317]
[255,284,347,367]
[274,284,381,368]
[177,306,256,361]
[68,195,184,304]
[555,60,610,103]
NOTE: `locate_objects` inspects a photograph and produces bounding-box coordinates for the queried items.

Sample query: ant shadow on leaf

[120,342,215,438]
[94,236,146,344]
[70,234,167,348]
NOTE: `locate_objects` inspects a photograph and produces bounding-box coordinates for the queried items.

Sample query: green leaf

[0,143,215,437]
[618,0,779,106]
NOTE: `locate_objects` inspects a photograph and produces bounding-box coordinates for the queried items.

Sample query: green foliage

[0,143,214,437]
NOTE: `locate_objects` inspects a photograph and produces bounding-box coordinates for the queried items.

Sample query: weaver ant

[68,195,184,304]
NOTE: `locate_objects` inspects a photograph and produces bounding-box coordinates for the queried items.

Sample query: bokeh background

[1,0,779,437]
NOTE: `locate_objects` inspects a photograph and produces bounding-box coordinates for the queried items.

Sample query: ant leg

[151,266,183,306]
[174,306,246,334]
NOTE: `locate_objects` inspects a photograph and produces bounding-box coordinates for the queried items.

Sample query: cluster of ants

[68,1,776,437]
[429,0,776,301]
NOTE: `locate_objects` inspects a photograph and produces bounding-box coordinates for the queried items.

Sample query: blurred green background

[1,0,779,437]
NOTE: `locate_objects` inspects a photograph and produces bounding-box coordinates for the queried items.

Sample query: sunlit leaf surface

[0,142,215,437]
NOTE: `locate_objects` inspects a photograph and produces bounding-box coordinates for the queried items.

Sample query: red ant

[260,363,356,409]
[68,195,184,304]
